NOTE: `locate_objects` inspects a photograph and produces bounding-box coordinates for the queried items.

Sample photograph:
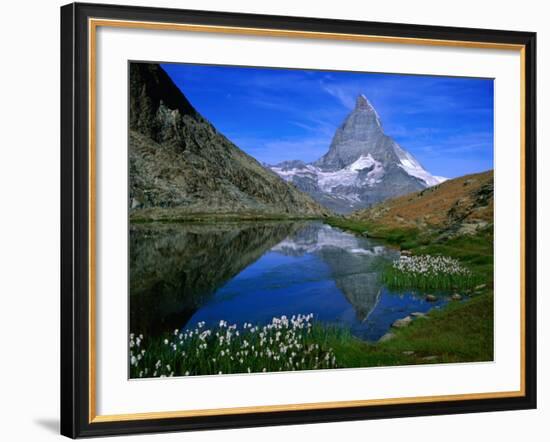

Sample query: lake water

[130,221,449,342]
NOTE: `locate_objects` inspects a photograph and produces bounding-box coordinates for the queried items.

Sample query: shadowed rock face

[130,222,301,337]
[129,63,329,219]
[269,95,444,213]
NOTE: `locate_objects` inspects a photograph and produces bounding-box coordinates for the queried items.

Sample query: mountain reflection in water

[130,221,447,341]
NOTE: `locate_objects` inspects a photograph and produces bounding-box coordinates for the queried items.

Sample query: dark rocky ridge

[129,63,329,219]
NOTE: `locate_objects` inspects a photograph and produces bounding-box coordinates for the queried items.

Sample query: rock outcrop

[129,63,330,219]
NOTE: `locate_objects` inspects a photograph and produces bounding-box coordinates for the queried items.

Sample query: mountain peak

[355,94,371,109]
[271,92,444,213]
[354,94,381,125]
[313,93,385,171]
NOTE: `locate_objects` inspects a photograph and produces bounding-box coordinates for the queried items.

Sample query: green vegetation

[325,292,494,367]
[130,314,340,378]
[326,216,420,245]
[323,216,494,366]
[131,294,494,378]
[327,217,493,289]
[131,217,494,378]
[413,229,494,285]
[382,255,484,291]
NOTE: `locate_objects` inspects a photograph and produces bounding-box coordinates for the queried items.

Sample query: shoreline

[130,210,328,224]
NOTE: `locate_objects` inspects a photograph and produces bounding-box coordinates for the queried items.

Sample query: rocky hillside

[269,95,446,214]
[350,170,493,237]
[129,63,329,220]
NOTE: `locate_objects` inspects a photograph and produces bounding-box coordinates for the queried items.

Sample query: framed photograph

[60,2,536,438]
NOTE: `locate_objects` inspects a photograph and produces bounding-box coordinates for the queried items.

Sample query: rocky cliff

[129,63,330,219]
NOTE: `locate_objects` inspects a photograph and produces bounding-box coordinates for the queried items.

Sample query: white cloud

[320,82,356,109]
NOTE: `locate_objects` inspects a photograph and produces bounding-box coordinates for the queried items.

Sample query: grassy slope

[321,223,494,366]
[321,172,495,366]
[328,217,493,284]
[350,170,494,232]
[322,291,493,367]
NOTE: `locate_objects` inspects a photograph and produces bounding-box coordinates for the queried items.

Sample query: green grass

[131,292,494,378]
[131,217,494,376]
[414,232,494,285]
[130,315,341,378]
[327,217,493,288]
[326,217,420,245]
[382,265,484,291]
[322,216,494,366]
[326,293,494,367]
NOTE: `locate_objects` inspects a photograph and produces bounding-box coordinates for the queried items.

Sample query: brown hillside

[351,170,493,236]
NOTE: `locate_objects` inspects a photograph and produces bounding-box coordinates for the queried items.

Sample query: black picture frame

[61,2,537,438]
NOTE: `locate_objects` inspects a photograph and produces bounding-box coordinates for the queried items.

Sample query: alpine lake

[130,220,454,343]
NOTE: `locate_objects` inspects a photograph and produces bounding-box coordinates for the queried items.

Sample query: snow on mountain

[394,145,447,187]
[318,155,383,192]
[271,154,385,204]
[268,94,446,213]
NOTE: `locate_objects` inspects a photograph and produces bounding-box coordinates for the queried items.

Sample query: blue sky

[162,63,494,179]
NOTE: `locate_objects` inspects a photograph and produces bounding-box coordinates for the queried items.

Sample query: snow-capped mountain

[268,94,446,213]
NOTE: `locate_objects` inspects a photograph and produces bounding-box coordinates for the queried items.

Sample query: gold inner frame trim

[91,390,524,423]
[88,17,527,424]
